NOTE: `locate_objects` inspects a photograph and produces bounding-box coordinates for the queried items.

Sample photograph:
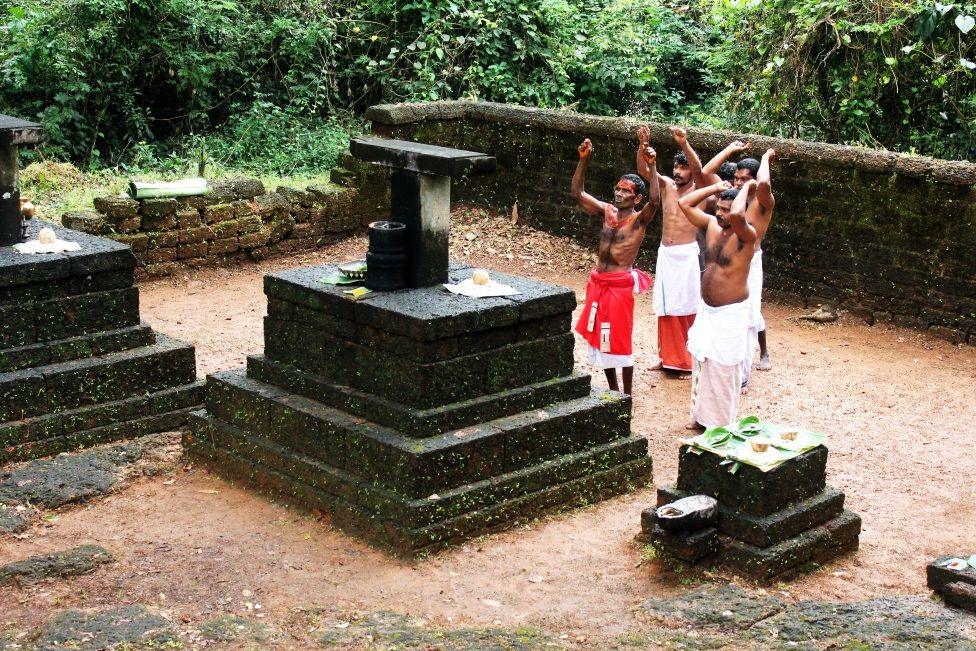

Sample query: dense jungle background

[1,0,974,183]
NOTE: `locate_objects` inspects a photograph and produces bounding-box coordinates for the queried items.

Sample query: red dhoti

[658,314,696,372]
[575,268,652,369]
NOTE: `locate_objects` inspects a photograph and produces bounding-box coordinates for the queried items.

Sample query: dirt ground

[2,207,976,644]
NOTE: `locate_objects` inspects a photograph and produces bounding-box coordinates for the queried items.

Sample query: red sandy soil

[2,209,975,642]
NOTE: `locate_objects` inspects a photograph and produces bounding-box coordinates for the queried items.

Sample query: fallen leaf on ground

[480,598,502,608]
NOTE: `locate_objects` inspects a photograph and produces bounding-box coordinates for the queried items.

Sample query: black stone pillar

[0,115,44,247]
[350,137,495,288]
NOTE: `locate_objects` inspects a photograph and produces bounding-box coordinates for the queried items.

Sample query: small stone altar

[647,444,861,581]
[0,115,202,463]
[184,138,652,555]
[928,556,976,613]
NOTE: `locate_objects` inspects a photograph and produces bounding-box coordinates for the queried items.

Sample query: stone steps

[0,381,204,463]
[202,369,633,498]
[0,334,196,422]
[0,323,155,373]
[245,354,592,438]
[185,411,651,554]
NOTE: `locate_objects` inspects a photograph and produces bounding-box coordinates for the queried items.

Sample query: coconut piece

[37,227,57,245]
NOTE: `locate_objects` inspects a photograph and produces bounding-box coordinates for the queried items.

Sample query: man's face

[672,163,691,186]
[613,180,641,209]
[715,199,734,229]
[733,168,754,189]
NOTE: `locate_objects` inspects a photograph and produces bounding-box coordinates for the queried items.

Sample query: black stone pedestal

[649,444,861,582]
[928,556,976,613]
[185,262,652,555]
[1,221,203,463]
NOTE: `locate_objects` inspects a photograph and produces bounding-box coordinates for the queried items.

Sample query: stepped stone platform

[1,220,203,464]
[646,445,860,582]
[928,556,976,613]
[185,261,652,555]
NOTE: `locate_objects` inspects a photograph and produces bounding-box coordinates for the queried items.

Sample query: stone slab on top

[350,137,496,177]
[264,262,576,342]
[0,114,44,147]
[0,220,137,289]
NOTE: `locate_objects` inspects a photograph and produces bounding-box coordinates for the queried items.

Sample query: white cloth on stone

[13,239,81,254]
[652,242,701,316]
[687,298,750,367]
[442,278,521,298]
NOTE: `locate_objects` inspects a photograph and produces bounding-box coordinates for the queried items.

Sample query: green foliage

[709,0,976,159]
[0,0,716,167]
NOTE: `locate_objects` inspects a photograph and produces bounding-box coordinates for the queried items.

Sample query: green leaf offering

[704,426,733,447]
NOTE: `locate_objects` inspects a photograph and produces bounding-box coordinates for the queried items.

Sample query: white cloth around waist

[652,242,701,316]
[686,298,750,367]
[746,249,765,331]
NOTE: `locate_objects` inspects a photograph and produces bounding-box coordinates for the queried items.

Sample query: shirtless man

[572,137,659,395]
[703,142,773,375]
[677,179,759,429]
[635,125,707,377]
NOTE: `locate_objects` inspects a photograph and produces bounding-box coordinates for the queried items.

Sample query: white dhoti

[742,250,765,385]
[652,242,701,317]
[687,299,749,428]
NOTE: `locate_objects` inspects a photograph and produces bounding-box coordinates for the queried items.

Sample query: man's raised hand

[670,126,688,145]
[578,139,593,160]
[641,143,657,166]
[637,125,650,145]
[763,148,776,161]
[726,140,750,155]
[713,180,733,193]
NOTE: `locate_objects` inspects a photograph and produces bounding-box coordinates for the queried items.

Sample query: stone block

[176,210,203,229]
[720,511,862,582]
[93,196,138,219]
[106,216,141,234]
[0,324,155,374]
[177,242,208,260]
[61,211,106,234]
[179,226,214,244]
[239,231,270,249]
[112,232,148,253]
[676,445,828,517]
[176,196,208,211]
[147,231,179,249]
[236,214,263,234]
[203,203,235,224]
[139,198,178,217]
[34,287,140,343]
[940,581,976,613]
[657,485,845,548]
[230,178,265,199]
[211,220,240,239]
[927,556,976,596]
[141,213,177,231]
[209,237,239,255]
[649,524,720,563]
[147,248,177,264]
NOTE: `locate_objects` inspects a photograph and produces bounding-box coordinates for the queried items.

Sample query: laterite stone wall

[361,101,976,346]
[61,178,361,280]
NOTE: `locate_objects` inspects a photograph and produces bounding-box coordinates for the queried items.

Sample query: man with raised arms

[571,136,659,395]
[703,142,774,378]
[677,180,759,429]
[635,125,708,378]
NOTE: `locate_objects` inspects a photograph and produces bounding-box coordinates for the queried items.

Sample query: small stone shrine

[185,138,652,555]
[0,115,202,464]
[647,443,861,581]
[928,555,976,613]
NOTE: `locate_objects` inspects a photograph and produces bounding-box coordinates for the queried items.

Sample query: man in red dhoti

[571,137,659,395]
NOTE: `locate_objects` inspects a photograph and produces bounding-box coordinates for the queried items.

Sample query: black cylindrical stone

[366,220,407,291]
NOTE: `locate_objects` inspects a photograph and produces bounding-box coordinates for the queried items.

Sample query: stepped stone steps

[204,369,632,497]
[0,323,156,373]
[266,297,571,364]
[0,333,195,422]
[264,320,575,410]
[1,381,203,456]
[0,286,140,350]
[1,383,203,464]
[655,485,846,549]
[246,354,592,438]
[186,411,650,554]
[0,268,134,305]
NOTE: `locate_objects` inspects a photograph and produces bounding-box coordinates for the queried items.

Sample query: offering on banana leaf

[681,415,826,472]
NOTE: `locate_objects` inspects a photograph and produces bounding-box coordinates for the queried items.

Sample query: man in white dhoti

[677,179,759,429]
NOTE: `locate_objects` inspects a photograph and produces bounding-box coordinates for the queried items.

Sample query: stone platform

[1,221,203,464]
[185,262,652,555]
[928,556,976,613]
[646,444,860,582]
